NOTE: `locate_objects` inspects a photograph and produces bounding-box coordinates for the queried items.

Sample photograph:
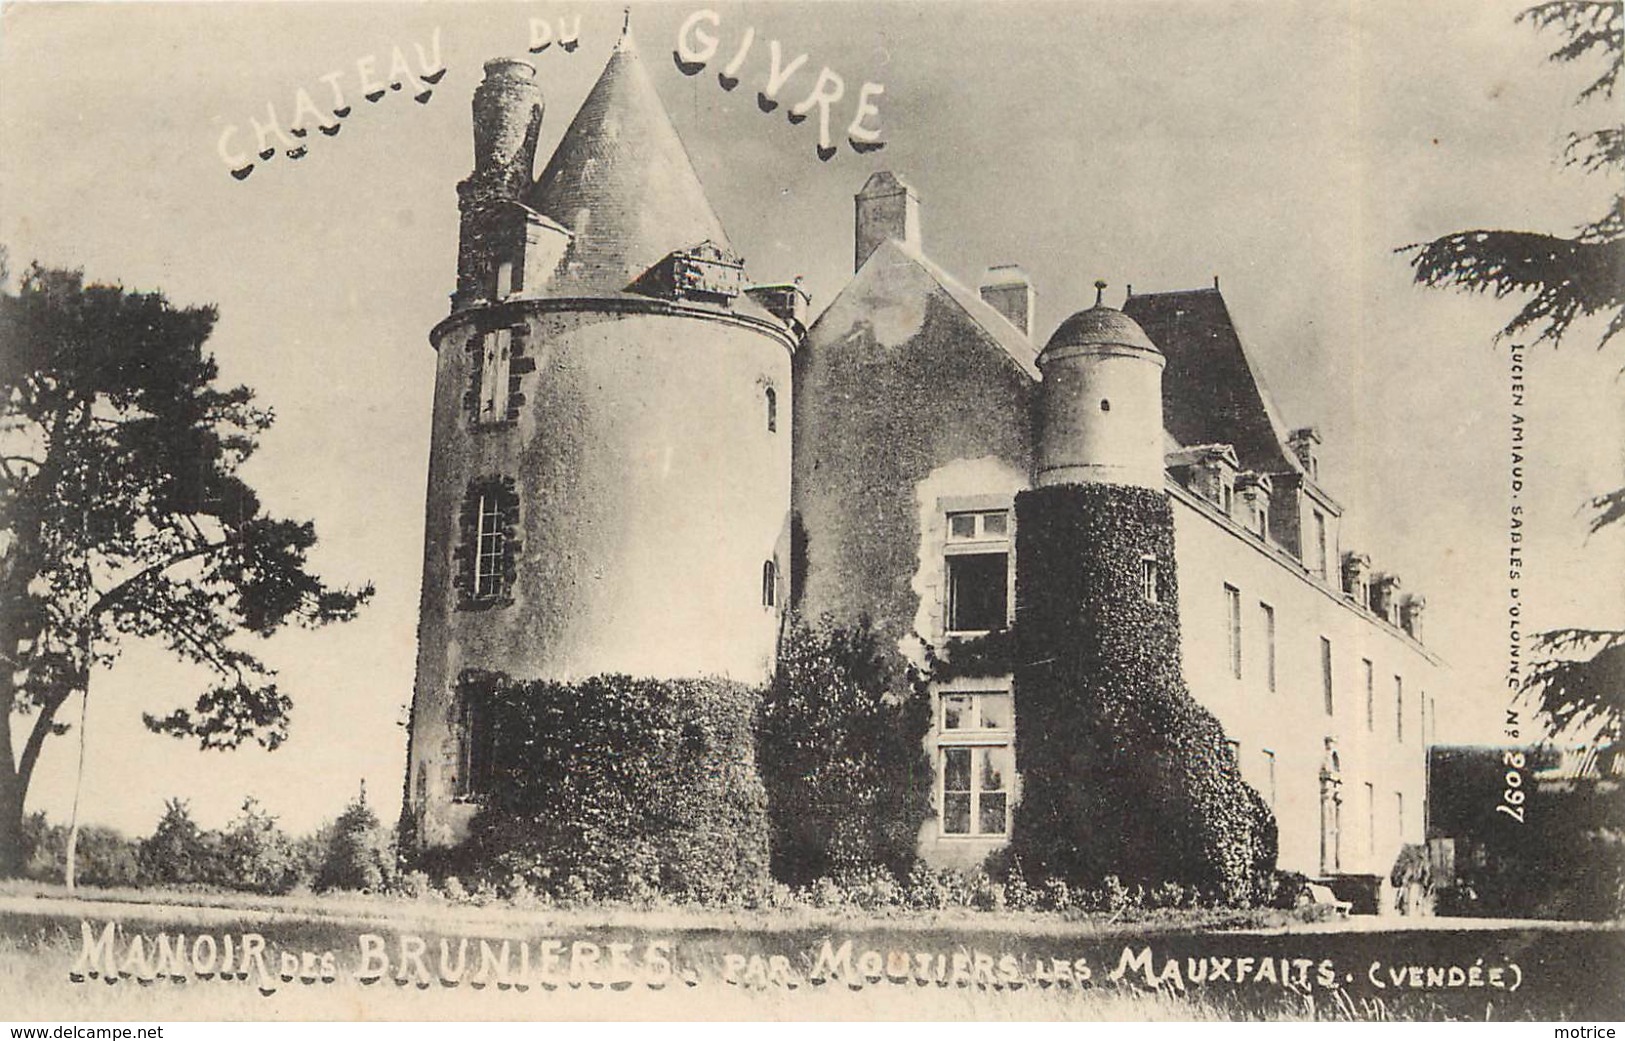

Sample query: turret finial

[1093,279,1108,307]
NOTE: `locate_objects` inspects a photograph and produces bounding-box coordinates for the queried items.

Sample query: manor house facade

[403,31,1445,891]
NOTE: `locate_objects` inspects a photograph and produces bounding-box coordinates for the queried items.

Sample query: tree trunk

[0,764,22,878]
[0,607,25,878]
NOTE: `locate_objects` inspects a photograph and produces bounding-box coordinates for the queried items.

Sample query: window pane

[943,695,973,731]
[981,512,1008,537]
[978,694,1011,730]
[948,553,1008,631]
[979,747,1008,792]
[978,793,1008,835]
[949,514,977,539]
[943,748,971,792]
[944,794,972,835]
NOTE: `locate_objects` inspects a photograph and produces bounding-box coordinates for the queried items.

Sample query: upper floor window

[1260,602,1277,692]
[946,510,1010,634]
[1395,675,1405,742]
[765,386,778,433]
[1261,749,1277,807]
[1363,658,1375,732]
[1320,636,1334,715]
[495,259,515,298]
[1224,584,1242,679]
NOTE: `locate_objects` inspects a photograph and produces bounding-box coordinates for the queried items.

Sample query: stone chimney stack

[1341,550,1371,603]
[854,171,920,272]
[979,265,1035,337]
[1288,426,1322,481]
[1371,572,1403,623]
[1400,594,1426,642]
[472,58,544,195]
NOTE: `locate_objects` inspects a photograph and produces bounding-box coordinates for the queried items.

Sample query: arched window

[761,559,777,607]
[765,386,778,432]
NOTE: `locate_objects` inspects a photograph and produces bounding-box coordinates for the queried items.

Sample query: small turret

[1036,281,1167,490]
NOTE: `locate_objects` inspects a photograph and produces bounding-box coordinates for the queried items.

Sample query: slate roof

[526,27,756,308]
[1123,288,1299,475]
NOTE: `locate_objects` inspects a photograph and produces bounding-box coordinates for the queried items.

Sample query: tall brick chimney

[854,171,920,272]
[979,265,1035,337]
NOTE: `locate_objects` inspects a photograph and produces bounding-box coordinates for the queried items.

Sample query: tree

[139,798,218,886]
[757,615,933,885]
[0,265,372,877]
[218,796,303,894]
[1403,2,1624,747]
[315,783,395,892]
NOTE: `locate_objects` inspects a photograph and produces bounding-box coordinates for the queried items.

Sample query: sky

[2,0,1621,838]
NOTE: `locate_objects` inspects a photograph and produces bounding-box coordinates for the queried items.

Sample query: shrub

[1004,863,1038,912]
[758,615,933,886]
[315,788,395,893]
[218,797,304,894]
[20,813,145,887]
[1040,877,1073,913]
[448,672,770,903]
[1008,484,1278,905]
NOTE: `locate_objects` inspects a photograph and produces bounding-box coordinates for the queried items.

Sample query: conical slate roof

[527,27,735,297]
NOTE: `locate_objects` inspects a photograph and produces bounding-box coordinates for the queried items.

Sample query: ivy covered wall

[1009,483,1276,903]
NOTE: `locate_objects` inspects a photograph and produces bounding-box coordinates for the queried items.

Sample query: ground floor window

[938,689,1013,837]
[942,745,1011,836]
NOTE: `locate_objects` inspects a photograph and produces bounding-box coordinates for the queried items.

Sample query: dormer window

[495,259,515,298]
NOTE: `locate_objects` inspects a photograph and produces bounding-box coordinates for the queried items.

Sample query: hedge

[758,615,933,885]
[447,672,771,901]
[1007,483,1277,904]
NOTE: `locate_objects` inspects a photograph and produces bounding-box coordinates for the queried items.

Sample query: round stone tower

[1036,283,1166,489]
[406,29,798,847]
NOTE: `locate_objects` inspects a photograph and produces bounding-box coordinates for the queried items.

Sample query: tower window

[474,493,506,599]
[1140,555,1159,603]
[1395,675,1405,742]
[765,386,777,433]
[1262,749,1277,807]
[1099,398,1111,412]
[476,328,513,424]
[453,694,496,801]
[457,477,519,609]
[761,559,777,608]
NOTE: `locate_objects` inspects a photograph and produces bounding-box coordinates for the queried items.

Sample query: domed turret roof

[1044,304,1160,355]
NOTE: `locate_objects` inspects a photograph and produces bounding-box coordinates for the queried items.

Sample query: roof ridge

[890,239,1041,379]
